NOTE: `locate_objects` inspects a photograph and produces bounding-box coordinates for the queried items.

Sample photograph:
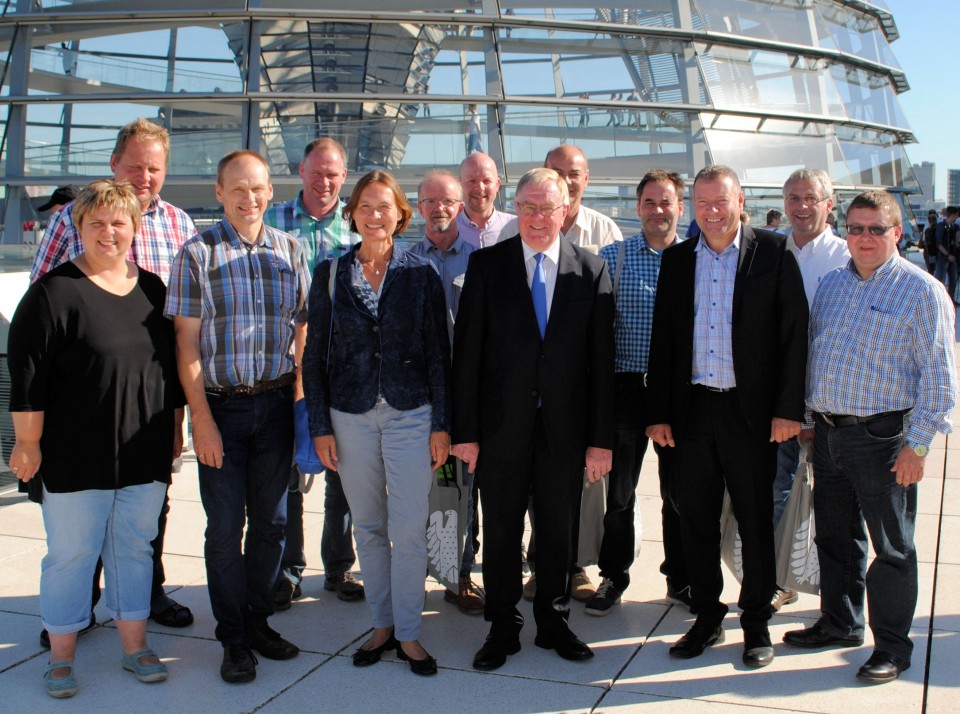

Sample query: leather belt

[205,372,296,397]
[817,410,906,428]
[693,383,735,393]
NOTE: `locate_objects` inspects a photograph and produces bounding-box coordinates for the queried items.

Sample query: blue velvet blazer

[303,244,451,437]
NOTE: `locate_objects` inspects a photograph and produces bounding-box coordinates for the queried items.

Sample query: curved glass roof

[0,0,918,226]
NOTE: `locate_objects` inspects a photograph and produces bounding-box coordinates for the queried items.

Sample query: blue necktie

[532,253,547,338]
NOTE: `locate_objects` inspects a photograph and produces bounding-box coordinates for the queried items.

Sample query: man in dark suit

[452,167,615,671]
[645,165,808,669]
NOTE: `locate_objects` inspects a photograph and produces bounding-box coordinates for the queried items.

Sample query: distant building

[949,170,960,207]
[913,161,935,200]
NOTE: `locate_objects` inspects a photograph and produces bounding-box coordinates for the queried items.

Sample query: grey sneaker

[584,578,623,616]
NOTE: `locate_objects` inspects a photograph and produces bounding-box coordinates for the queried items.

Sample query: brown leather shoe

[571,571,596,602]
[443,575,485,614]
[771,588,798,612]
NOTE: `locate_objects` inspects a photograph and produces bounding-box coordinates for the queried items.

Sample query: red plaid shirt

[30,196,197,286]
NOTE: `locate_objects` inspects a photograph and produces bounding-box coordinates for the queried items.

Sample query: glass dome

[0,0,918,239]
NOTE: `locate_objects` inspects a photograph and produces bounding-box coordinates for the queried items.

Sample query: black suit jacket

[452,236,615,463]
[646,226,808,440]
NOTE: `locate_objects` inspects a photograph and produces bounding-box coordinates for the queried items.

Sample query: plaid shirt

[600,232,679,373]
[807,255,957,448]
[262,193,360,270]
[30,196,196,286]
[692,233,740,389]
[164,219,311,389]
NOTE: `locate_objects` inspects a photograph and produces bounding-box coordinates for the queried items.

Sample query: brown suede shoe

[444,575,485,614]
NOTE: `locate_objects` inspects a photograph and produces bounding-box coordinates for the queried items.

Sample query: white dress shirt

[785,228,850,307]
[499,205,623,252]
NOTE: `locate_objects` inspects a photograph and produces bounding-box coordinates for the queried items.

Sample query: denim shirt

[302,244,451,437]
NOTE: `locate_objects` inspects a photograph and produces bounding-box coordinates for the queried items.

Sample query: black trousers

[675,387,777,631]
[479,410,583,641]
[598,372,686,592]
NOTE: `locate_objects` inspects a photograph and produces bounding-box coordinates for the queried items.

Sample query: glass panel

[501,30,695,105]
[830,64,909,129]
[23,101,244,178]
[692,0,818,47]
[500,103,695,184]
[836,138,915,189]
[700,46,846,118]
[28,23,242,94]
[704,127,850,186]
[33,0,246,11]
[814,0,901,69]
[259,0,479,9]
[499,2,682,27]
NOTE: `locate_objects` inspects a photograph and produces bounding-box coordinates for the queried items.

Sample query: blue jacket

[303,244,451,436]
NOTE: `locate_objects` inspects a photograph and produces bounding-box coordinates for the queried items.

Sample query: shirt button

[374,352,381,359]
[372,326,379,333]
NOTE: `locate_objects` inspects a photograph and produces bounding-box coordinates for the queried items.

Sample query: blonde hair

[72,180,142,235]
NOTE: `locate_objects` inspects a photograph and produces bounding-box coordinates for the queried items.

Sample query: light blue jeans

[41,482,166,634]
[331,402,432,642]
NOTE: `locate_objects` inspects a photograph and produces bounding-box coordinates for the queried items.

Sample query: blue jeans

[813,412,917,662]
[198,387,293,646]
[331,402,433,642]
[278,468,356,585]
[772,437,800,530]
[40,482,166,634]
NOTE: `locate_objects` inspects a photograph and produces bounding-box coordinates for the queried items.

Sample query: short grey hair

[515,168,569,205]
[783,168,833,200]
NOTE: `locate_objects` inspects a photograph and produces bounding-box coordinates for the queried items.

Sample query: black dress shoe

[248,624,300,660]
[352,634,398,667]
[396,645,438,676]
[221,644,257,684]
[783,622,863,649]
[856,651,910,684]
[473,635,521,671]
[743,629,774,668]
[150,602,194,628]
[534,631,594,661]
[669,622,725,659]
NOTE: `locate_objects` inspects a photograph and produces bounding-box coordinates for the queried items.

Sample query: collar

[694,225,741,257]
[221,217,269,248]
[786,227,832,254]
[846,252,900,282]
[521,236,561,265]
[460,208,493,229]
[419,234,465,255]
[293,192,344,223]
[141,196,163,216]
[635,231,681,254]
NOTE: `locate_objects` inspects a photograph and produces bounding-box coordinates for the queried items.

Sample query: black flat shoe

[856,651,910,684]
[669,622,725,659]
[473,635,521,671]
[150,602,194,628]
[352,634,398,667]
[397,645,438,676]
[783,622,863,649]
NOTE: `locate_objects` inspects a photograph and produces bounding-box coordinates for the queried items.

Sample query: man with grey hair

[408,170,483,614]
[770,167,850,611]
[453,167,614,671]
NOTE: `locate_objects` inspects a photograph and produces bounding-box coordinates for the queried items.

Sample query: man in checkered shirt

[590,170,689,617]
[28,117,198,639]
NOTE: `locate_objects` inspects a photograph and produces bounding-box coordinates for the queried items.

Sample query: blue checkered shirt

[600,232,679,373]
[263,193,360,270]
[164,219,311,389]
[807,255,957,448]
[692,234,739,389]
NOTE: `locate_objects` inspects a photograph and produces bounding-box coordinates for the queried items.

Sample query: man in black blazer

[452,168,615,671]
[646,165,808,669]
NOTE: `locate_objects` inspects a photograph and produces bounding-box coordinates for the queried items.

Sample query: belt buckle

[820,413,836,428]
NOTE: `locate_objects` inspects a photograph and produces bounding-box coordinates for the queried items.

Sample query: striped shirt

[600,232,679,373]
[807,254,957,448]
[164,219,311,389]
[30,196,196,286]
[692,233,740,389]
[262,193,360,270]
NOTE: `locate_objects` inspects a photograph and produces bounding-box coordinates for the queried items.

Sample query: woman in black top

[8,180,182,698]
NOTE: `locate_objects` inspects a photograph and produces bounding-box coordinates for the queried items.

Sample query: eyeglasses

[784,194,830,206]
[518,203,565,217]
[419,198,461,209]
[846,224,895,236]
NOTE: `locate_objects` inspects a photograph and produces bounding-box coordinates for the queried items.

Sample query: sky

[887,0,960,201]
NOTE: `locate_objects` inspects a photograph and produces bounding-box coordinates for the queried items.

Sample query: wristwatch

[911,444,929,458]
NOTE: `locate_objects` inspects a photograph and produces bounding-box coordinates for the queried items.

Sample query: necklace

[359,255,390,276]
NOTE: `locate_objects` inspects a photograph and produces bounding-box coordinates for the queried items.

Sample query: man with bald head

[499,145,623,251]
[409,170,483,614]
[457,152,515,249]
